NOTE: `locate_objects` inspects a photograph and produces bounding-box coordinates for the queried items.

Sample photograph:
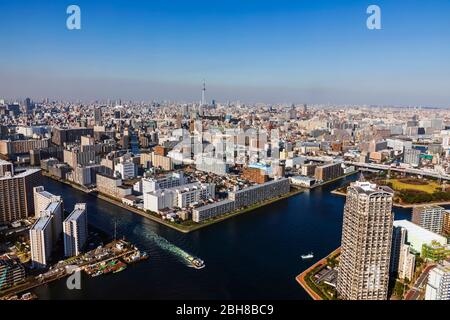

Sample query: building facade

[63,203,88,257]
[337,181,394,300]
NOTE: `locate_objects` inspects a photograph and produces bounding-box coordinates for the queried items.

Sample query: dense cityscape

[0,95,450,301]
[1,1,450,312]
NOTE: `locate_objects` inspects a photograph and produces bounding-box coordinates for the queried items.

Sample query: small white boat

[301,252,314,260]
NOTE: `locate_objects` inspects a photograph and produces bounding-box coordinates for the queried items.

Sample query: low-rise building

[192,199,236,223]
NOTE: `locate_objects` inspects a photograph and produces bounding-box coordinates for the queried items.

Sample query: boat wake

[133,225,205,269]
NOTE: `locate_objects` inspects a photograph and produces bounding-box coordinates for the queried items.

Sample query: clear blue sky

[1,0,450,106]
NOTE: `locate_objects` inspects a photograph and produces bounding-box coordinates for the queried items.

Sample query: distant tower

[201,80,206,107]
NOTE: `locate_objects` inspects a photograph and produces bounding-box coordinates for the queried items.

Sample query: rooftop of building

[31,215,52,231]
[350,180,394,195]
[394,220,447,244]
[64,204,87,222]
[0,168,40,181]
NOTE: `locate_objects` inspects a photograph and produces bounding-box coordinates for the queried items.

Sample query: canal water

[34,174,411,299]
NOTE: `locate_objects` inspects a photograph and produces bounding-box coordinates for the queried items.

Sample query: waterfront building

[29,215,53,268]
[0,255,26,290]
[337,181,394,300]
[301,163,317,177]
[63,203,88,257]
[96,173,132,199]
[33,186,63,218]
[393,220,447,254]
[412,205,445,235]
[425,261,450,300]
[33,186,63,244]
[228,178,290,209]
[143,182,215,213]
[0,164,41,223]
[192,199,236,223]
[314,162,343,182]
[289,176,316,188]
[63,146,97,169]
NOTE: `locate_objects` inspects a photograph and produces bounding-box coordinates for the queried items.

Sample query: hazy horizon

[1,0,450,107]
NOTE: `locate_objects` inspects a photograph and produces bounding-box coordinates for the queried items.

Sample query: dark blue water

[33,174,411,300]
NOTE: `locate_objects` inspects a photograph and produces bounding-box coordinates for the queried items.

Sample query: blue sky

[1,0,450,106]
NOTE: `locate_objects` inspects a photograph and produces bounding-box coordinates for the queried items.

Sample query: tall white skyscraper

[63,203,88,257]
[337,180,394,300]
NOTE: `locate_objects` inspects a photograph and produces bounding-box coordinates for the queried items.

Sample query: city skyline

[1,0,450,107]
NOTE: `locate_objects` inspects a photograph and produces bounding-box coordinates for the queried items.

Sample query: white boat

[301,252,314,260]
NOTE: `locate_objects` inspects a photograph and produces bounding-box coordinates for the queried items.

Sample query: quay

[295,247,341,300]
[0,239,147,299]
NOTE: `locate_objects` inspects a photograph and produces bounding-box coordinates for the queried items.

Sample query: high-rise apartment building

[63,203,88,257]
[425,261,450,300]
[337,181,394,300]
[0,164,41,223]
[412,205,445,235]
[29,215,53,268]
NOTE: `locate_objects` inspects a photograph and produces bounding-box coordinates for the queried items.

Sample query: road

[405,265,436,300]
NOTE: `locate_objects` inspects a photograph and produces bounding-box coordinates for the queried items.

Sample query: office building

[63,203,88,257]
[337,181,394,300]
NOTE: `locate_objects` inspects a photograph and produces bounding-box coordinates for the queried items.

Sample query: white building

[33,186,63,219]
[33,186,63,244]
[144,182,215,213]
[142,172,185,194]
[393,220,447,254]
[425,261,450,300]
[63,204,88,257]
[115,160,136,180]
[30,215,53,268]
